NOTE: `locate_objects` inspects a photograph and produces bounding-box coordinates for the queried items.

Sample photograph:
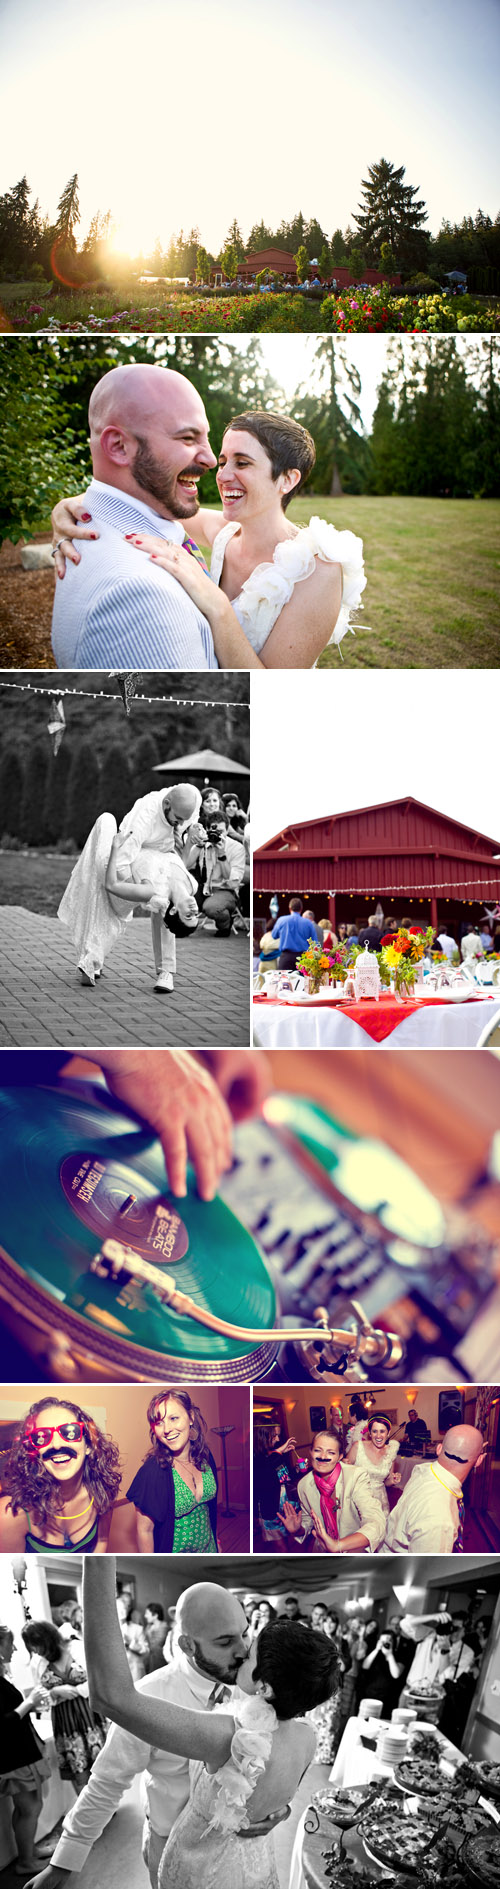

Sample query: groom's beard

[190,1638,244,1684]
[131,437,200,518]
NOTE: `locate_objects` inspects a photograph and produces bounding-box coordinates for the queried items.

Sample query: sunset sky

[1,0,499,257]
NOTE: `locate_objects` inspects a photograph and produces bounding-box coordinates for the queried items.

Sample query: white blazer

[297,1463,386,1553]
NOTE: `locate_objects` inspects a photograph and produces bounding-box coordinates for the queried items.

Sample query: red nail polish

[81,512,92,522]
[58,569,64,579]
[90,533,98,540]
[124,533,134,540]
[151,553,158,559]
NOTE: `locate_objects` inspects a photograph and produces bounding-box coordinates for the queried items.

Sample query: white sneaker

[154,970,174,993]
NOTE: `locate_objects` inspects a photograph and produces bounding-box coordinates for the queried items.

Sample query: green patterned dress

[172,1464,218,1552]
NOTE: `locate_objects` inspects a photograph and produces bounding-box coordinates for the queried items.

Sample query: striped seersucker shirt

[51,480,218,670]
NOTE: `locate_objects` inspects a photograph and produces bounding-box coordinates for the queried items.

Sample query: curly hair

[3,1397,122,1528]
[254,1622,338,1719]
[145,1389,211,1472]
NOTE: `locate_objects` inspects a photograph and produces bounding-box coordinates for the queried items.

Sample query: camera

[206,818,226,843]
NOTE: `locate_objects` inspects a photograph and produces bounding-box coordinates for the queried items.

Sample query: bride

[58,783,201,988]
[81,1558,337,1889]
[51,410,367,669]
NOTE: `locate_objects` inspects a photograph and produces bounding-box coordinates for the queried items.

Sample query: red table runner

[253,990,491,1043]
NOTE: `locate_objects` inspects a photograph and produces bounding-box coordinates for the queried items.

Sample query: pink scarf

[313,1463,342,1539]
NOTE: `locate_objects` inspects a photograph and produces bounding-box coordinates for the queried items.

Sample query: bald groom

[383,1423,486,1554]
[26,1582,249,1889]
[52,364,220,670]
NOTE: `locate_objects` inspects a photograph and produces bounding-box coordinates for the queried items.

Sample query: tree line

[1,158,499,286]
[0,677,249,848]
[2,333,498,544]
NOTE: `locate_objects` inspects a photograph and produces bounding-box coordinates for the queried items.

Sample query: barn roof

[256,797,500,856]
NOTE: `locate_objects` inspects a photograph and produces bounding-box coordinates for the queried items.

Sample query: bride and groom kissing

[27,1562,337,1889]
[51,362,367,672]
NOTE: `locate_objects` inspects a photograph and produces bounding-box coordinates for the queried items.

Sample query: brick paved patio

[0,908,250,1048]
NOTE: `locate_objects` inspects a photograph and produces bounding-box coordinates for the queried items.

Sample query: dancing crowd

[254,1406,486,1555]
[1,1567,492,1888]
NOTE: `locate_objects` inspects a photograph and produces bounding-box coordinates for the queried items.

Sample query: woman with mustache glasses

[0,1398,121,1553]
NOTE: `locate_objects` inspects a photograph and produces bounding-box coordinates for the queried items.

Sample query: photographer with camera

[185,791,246,936]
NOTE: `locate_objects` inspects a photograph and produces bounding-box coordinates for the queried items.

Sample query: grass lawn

[1,496,498,668]
[0,850,78,917]
[296,494,500,669]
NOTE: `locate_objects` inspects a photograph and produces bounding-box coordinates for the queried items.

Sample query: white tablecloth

[254,997,498,1049]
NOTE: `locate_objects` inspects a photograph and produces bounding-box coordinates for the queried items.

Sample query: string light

[0,682,248,712]
[255,878,499,894]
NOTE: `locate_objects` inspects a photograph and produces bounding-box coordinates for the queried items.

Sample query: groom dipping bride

[58,782,202,992]
[51,364,367,670]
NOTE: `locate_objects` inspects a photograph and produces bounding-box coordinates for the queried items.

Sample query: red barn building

[254,798,500,935]
[230,250,401,287]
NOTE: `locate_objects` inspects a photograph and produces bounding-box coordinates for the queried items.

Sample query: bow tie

[207,1682,232,1708]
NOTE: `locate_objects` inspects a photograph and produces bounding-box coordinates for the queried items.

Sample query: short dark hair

[367,1413,392,1437]
[289,897,302,912]
[145,1602,165,1621]
[22,1620,63,1663]
[255,1621,337,1718]
[223,410,316,510]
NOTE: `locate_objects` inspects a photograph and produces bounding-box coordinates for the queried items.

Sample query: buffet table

[253,992,498,1049]
[289,1717,500,1889]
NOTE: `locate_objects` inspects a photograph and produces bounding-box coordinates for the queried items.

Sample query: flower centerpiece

[379,925,434,997]
[296,939,347,994]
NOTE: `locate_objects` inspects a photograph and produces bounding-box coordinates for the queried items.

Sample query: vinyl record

[0,1082,278,1380]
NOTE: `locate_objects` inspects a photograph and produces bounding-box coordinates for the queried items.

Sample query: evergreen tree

[305,218,328,259]
[55,174,80,250]
[132,733,161,799]
[246,220,274,251]
[330,228,348,264]
[45,743,73,844]
[318,244,331,278]
[0,176,44,276]
[100,744,133,826]
[295,338,366,495]
[472,334,500,496]
[354,158,429,271]
[0,749,25,839]
[66,739,101,847]
[19,741,49,845]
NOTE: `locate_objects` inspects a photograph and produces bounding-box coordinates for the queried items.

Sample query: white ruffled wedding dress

[209,516,366,660]
[57,811,197,983]
[158,1696,287,1889]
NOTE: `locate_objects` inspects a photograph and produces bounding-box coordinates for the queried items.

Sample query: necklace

[175,1455,200,1496]
[52,1496,95,1525]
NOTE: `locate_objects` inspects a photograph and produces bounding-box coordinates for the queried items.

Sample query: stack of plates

[377,1726,409,1766]
[392,1708,418,1727]
[359,1698,384,1720]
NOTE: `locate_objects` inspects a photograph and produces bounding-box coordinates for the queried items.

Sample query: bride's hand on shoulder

[124,533,215,612]
[51,494,98,578]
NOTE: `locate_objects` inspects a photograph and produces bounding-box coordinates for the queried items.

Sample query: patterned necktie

[452,1493,465,1552]
[207,1681,232,1708]
[182,534,210,576]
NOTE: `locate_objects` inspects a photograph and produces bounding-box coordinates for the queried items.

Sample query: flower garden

[2,284,499,335]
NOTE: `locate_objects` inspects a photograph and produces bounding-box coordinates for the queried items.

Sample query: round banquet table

[253,993,499,1049]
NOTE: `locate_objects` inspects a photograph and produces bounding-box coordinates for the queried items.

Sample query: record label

[59,1152,189,1265]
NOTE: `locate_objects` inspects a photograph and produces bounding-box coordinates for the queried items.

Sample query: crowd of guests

[235,1587,493,1763]
[253,1404,486,1555]
[186,788,250,937]
[254,898,500,971]
[0,1388,235,1557]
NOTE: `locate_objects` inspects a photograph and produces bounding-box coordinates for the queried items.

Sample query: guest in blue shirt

[271,898,319,970]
